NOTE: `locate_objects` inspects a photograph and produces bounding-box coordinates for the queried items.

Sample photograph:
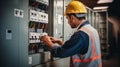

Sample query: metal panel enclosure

[0,0,29,67]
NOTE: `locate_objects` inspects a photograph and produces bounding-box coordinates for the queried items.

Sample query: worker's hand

[40,35,54,48]
[40,35,52,44]
[50,37,64,45]
[50,37,60,43]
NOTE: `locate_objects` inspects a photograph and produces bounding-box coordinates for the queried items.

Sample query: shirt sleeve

[51,30,89,58]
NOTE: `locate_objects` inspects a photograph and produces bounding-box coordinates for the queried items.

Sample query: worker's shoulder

[73,30,89,38]
[75,30,88,35]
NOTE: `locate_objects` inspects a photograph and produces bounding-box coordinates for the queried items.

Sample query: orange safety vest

[71,24,102,67]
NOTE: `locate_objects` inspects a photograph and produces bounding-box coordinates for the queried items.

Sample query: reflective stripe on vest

[72,26,102,67]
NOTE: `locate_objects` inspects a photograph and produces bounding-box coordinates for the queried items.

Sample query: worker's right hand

[40,35,55,48]
[50,37,64,45]
[40,35,52,44]
[50,37,59,43]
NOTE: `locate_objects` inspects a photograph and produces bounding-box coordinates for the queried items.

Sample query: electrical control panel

[28,0,49,66]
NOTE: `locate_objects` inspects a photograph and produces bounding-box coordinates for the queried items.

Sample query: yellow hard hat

[64,1,87,16]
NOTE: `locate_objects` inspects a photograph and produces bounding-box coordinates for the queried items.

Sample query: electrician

[40,1,102,67]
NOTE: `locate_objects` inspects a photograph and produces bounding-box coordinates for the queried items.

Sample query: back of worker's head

[64,1,87,20]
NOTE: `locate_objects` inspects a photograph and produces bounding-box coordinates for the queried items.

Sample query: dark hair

[67,13,86,20]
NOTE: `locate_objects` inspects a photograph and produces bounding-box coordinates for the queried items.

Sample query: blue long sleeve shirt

[51,21,89,58]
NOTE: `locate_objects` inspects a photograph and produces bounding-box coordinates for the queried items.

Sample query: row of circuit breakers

[35,0,49,5]
[29,32,47,43]
[29,9,48,23]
